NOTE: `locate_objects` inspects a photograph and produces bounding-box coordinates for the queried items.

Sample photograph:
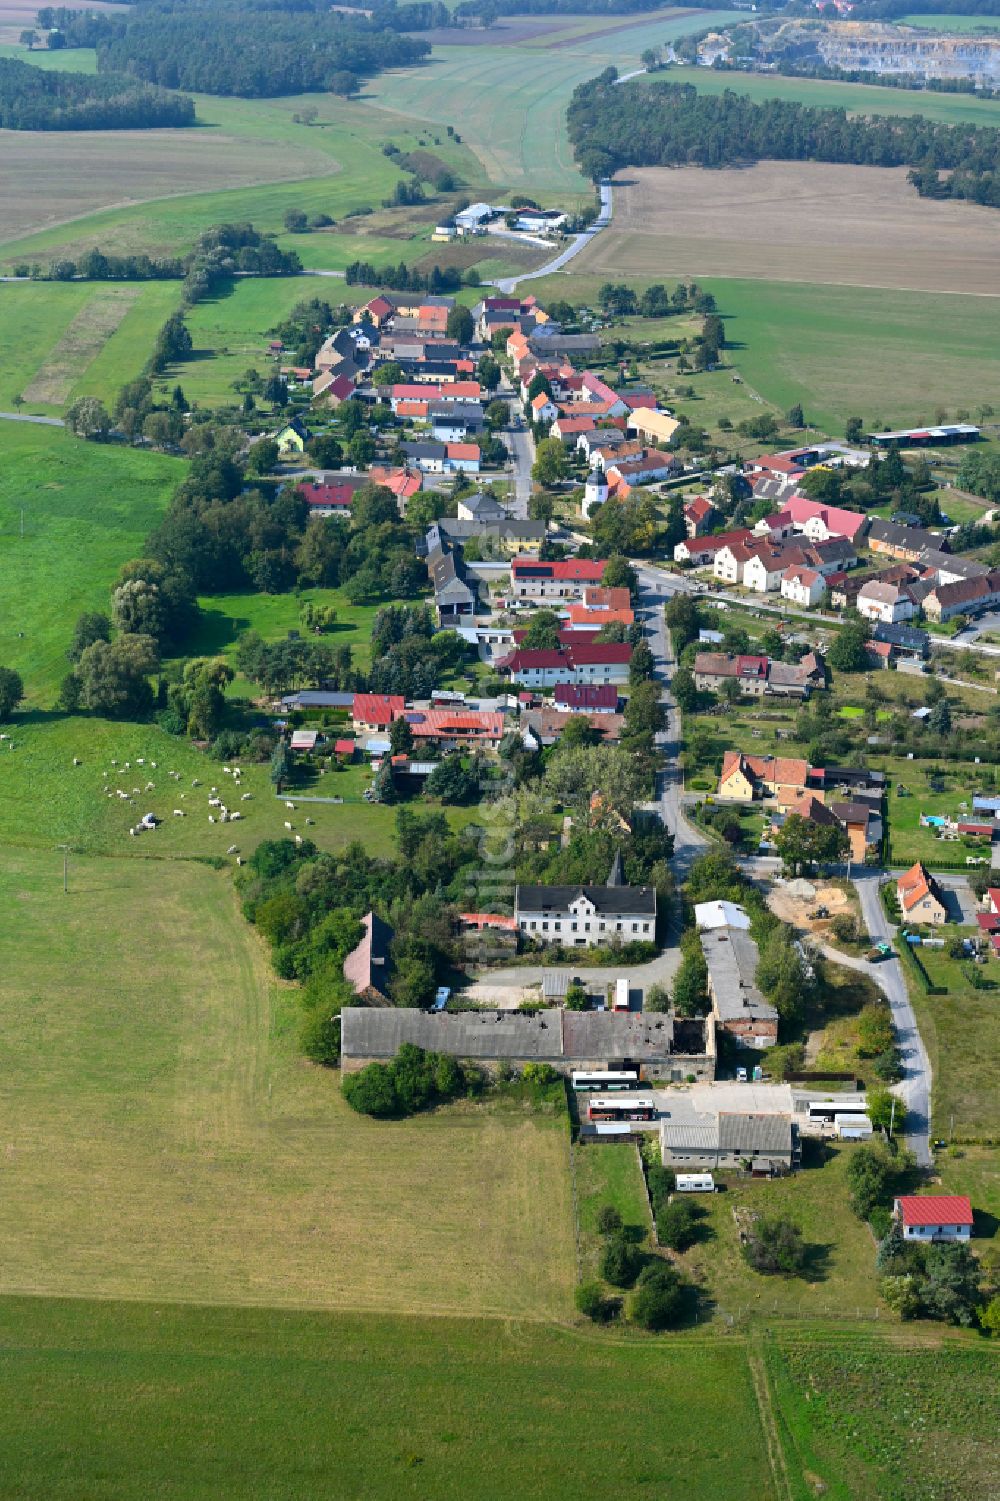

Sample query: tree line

[0,55,193,129]
[344,259,477,293]
[94,1,429,98]
[567,72,1000,209]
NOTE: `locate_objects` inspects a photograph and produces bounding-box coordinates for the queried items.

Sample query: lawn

[0,423,183,702]
[0,1294,781,1501]
[700,280,1000,434]
[178,586,383,675]
[908,945,1000,1141]
[676,1142,884,1322]
[574,1138,652,1280]
[0,846,576,1317]
[899,10,1000,26]
[0,278,182,413]
[882,755,990,867]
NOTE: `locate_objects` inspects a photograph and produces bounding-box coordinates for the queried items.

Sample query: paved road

[493,180,613,293]
[635,563,710,882]
[0,411,64,426]
[852,871,933,1166]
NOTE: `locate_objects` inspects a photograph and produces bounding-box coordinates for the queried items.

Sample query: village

[179,281,1000,1290]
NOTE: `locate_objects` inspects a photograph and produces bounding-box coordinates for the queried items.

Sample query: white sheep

[294,834,303,845]
[284,821,293,831]
[305,818,314,826]
[72,757,81,766]
[220,811,228,823]
[211,787,218,794]
[192,778,201,787]
[129,828,136,837]
[241,793,252,801]
[208,797,222,807]
[145,781,155,791]
[173,809,185,817]
[150,762,157,769]
[236,856,244,866]
[209,815,216,823]
[223,766,230,774]
[137,759,144,766]
[110,757,117,765]
[285,801,295,810]
[227,844,238,855]
[230,810,242,821]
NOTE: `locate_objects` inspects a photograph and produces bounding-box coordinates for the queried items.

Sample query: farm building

[340,1007,715,1080]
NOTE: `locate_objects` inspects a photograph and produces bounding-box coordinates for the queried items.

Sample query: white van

[675,1173,715,1193]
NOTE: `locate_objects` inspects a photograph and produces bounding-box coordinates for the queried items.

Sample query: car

[433,987,451,1011]
[736,1067,748,1083]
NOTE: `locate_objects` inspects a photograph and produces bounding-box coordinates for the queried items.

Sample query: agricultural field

[0,846,575,1315]
[0,1295,788,1501]
[576,161,1000,297]
[0,89,458,263]
[0,423,182,701]
[363,8,744,202]
[0,279,181,413]
[698,279,1000,432]
[899,10,1000,26]
[656,61,1000,127]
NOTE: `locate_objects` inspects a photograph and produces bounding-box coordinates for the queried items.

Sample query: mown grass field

[180,585,382,674]
[0,1295,783,1501]
[363,9,744,201]
[899,10,1000,27]
[700,279,1000,432]
[0,846,575,1315]
[657,61,1000,127]
[574,1139,652,1281]
[0,279,182,413]
[0,423,182,701]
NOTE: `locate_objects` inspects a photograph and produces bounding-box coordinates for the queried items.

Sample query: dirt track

[575,161,1000,296]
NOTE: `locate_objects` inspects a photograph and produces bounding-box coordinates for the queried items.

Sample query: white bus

[807,1097,866,1124]
[571,1069,639,1092]
[587,1096,657,1123]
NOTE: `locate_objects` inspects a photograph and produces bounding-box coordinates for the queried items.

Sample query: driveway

[851,871,932,1166]
[0,411,64,426]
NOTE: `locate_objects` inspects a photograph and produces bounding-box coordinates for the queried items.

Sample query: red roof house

[893,1195,973,1241]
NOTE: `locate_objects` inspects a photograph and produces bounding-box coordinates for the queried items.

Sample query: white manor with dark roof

[514,853,656,948]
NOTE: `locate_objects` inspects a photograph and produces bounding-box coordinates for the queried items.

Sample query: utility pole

[56,843,69,894]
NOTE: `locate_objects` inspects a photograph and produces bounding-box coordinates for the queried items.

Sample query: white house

[743,551,790,595]
[530,393,558,426]
[780,566,825,608]
[857,580,918,625]
[713,542,753,586]
[893,1195,973,1243]
[515,877,656,948]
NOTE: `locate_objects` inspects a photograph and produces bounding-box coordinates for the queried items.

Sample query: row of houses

[693,650,826,700]
[717,753,885,860]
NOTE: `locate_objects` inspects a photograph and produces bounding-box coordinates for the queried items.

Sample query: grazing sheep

[72,757,81,766]
[192,779,201,787]
[220,811,228,823]
[211,787,218,794]
[208,797,222,807]
[305,818,314,826]
[285,801,295,810]
[129,828,136,837]
[227,844,238,855]
[284,821,292,831]
[209,815,216,824]
[236,856,244,866]
[150,762,157,769]
[241,793,252,801]
[110,757,116,764]
[137,759,144,766]
[173,810,185,817]
[223,766,230,774]
[229,811,242,821]
[294,834,303,845]
[145,781,155,791]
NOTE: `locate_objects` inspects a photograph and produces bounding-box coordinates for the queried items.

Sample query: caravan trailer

[614,977,630,1013]
[675,1173,716,1193]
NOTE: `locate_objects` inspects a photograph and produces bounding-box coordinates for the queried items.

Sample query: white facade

[781,569,824,608]
[516,892,654,947]
[713,546,747,586]
[857,587,917,624]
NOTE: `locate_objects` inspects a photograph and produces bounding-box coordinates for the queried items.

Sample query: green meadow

[899,11,1000,27]
[700,279,1000,432]
[657,62,1000,127]
[0,278,182,413]
[0,423,182,701]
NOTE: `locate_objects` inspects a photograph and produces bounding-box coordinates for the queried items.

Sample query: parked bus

[571,1069,639,1092]
[807,1097,866,1124]
[587,1096,657,1123]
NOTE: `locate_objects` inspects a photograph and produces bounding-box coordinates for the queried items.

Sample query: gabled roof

[897,860,942,913]
[895,1195,973,1228]
[353,693,405,725]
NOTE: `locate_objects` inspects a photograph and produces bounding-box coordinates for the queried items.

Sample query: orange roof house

[896,861,947,925]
